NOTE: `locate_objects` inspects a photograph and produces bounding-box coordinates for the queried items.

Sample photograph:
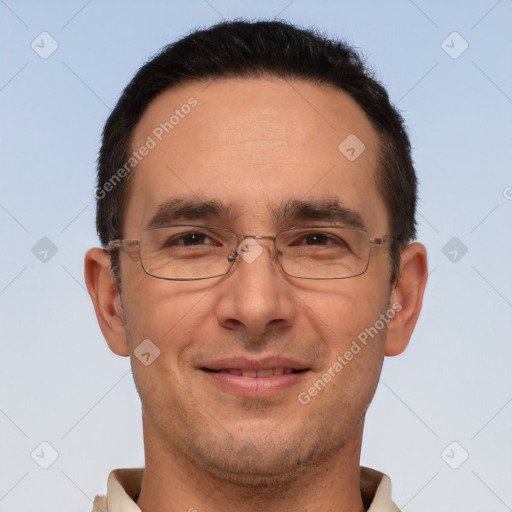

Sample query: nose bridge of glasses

[232,234,279,264]
[240,234,276,240]
[241,234,276,245]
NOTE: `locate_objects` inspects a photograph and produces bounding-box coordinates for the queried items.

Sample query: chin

[201,452,307,488]
[186,431,345,490]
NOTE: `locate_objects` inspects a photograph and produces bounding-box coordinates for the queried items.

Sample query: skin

[85,77,428,512]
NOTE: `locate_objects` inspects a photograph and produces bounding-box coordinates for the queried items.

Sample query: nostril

[223,318,244,330]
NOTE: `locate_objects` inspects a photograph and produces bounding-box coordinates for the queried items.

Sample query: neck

[136,411,366,512]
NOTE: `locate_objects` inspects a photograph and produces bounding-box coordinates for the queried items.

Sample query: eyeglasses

[108,224,391,281]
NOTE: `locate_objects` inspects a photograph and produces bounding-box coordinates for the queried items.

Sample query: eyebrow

[146,198,228,229]
[146,197,366,230]
[273,199,366,229]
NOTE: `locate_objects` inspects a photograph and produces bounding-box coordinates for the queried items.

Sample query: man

[85,20,427,512]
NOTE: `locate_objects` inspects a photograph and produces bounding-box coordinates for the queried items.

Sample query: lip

[200,356,311,398]
[201,356,309,372]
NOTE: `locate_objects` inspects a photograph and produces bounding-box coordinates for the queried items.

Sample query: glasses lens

[276,227,370,279]
[139,226,236,280]
[137,225,371,280]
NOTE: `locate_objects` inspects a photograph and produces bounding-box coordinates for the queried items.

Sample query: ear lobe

[384,242,428,357]
[84,248,129,357]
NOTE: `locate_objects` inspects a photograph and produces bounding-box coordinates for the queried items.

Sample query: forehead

[125,77,387,233]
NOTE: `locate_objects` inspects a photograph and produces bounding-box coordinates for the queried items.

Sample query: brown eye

[301,233,330,245]
[168,233,212,246]
[291,232,348,248]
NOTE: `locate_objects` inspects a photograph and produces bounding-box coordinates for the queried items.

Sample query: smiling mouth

[202,367,308,378]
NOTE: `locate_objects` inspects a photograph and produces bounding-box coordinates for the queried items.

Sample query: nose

[214,238,297,337]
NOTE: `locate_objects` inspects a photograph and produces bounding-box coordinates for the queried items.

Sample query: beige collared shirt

[92,466,400,511]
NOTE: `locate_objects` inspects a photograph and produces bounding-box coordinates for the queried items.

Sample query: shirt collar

[93,466,400,512]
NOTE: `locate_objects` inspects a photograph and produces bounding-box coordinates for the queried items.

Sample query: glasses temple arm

[107,239,140,250]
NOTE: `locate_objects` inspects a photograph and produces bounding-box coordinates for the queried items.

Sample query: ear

[84,248,129,357]
[384,242,428,356]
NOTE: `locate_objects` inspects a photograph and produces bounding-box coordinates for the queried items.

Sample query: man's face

[119,77,394,481]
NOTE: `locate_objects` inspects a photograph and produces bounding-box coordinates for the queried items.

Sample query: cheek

[121,280,211,414]
[299,278,389,344]
[311,300,387,409]
[120,273,217,370]
[299,281,389,399]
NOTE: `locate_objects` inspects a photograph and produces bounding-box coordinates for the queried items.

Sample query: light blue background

[1,1,511,510]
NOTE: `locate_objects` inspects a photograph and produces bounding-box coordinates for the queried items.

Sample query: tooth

[283,368,293,374]
[273,368,284,376]
[256,369,274,378]
[227,369,242,376]
[242,370,257,377]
